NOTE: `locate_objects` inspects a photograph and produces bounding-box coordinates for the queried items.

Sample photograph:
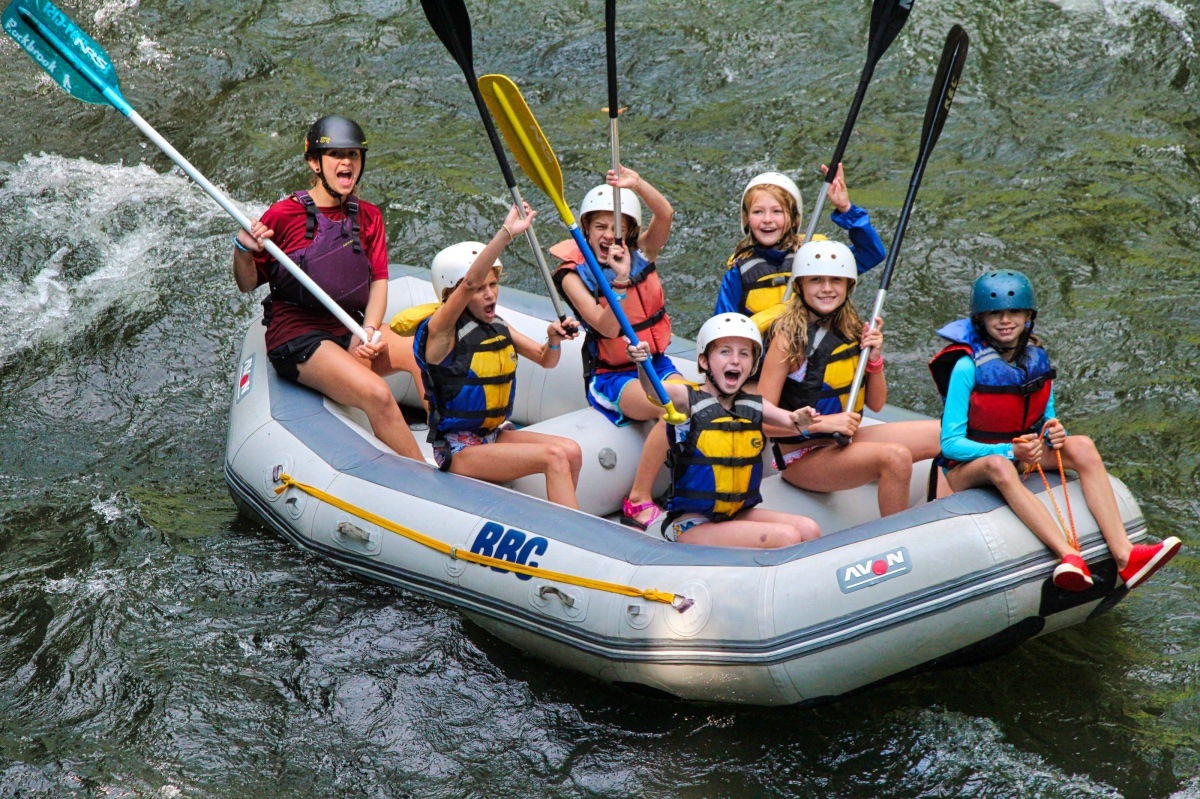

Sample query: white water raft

[224,267,1149,706]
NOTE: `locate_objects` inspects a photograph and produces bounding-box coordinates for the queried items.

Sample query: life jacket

[777,322,866,418]
[729,248,794,316]
[724,233,832,317]
[266,191,372,317]
[665,387,764,523]
[415,314,518,469]
[928,318,1056,443]
[550,239,671,373]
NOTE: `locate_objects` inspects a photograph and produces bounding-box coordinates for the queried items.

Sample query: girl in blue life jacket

[930,270,1181,591]
[757,240,943,518]
[627,313,822,548]
[713,166,885,319]
[551,165,678,530]
[232,115,423,460]
[414,204,583,508]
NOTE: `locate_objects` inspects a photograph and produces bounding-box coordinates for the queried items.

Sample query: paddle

[419,0,572,329]
[783,0,914,301]
[841,24,969,427]
[605,0,624,243]
[2,0,378,344]
[476,73,686,424]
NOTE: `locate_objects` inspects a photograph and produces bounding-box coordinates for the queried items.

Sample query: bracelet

[613,292,627,302]
[611,278,631,288]
[865,356,884,374]
[501,223,514,242]
[233,235,250,252]
[547,343,561,351]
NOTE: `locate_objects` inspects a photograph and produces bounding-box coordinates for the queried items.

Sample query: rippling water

[2,0,1199,796]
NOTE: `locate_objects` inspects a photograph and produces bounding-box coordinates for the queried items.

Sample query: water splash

[0,154,234,366]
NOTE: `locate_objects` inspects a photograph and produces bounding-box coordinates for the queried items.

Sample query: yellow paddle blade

[477,74,574,225]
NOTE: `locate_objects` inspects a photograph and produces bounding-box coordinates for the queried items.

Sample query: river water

[1,0,1199,796]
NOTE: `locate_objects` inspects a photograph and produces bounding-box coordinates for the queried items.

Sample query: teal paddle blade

[3,0,122,109]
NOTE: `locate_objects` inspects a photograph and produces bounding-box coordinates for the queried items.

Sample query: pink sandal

[621,497,663,531]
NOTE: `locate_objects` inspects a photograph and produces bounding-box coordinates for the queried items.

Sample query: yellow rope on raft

[274,473,683,607]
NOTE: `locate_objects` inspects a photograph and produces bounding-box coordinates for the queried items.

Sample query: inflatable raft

[224,267,1149,706]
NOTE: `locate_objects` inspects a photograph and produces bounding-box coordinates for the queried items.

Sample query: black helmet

[304,115,368,158]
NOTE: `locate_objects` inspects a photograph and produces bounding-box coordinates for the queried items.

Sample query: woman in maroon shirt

[231,115,421,460]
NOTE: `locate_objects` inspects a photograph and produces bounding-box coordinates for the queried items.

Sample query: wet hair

[730,184,802,261]
[768,276,862,370]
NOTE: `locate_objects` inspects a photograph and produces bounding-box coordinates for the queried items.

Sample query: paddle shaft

[842,25,968,415]
[606,0,623,242]
[479,74,682,420]
[420,0,569,324]
[784,0,912,301]
[11,3,375,343]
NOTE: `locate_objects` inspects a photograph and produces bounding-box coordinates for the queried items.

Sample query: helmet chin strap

[313,156,362,207]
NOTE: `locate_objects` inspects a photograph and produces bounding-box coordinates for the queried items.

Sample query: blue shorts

[587,353,681,426]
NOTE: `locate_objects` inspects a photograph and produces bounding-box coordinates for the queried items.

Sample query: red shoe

[1119,537,1182,590]
[1053,554,1094,592]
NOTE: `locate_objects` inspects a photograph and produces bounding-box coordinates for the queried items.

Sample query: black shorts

[267,330,354,383]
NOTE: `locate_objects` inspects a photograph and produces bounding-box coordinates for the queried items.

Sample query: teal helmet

[970,270,1037,317]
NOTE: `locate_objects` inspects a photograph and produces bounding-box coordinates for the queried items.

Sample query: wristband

[233,235,250,252]
[548,344,561,351]
[865,356,884,374]
[613,292,627,302]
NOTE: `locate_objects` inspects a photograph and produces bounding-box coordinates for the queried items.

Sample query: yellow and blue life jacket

[665,387,765,523]
[415,314,517,469]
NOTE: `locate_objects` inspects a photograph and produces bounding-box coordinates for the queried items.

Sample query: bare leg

[678,507,819,549]
[857,419,950,499]
[947,456,1075,558]
[297,341,422,460]
[626,420,669,521]
[369,327,426,401]
[619,373,681,525]
[1047,436,1131,567]
[782,440,913,516]
[449,429,583,509]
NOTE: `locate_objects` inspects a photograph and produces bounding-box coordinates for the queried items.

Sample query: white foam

[0,154,252,365]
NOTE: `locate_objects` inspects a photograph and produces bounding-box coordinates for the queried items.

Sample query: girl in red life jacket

[231,114,424,460]
[417,204,583,509]
[932,270,1181,591]
[551,165,677,530]
[757,240,943,518]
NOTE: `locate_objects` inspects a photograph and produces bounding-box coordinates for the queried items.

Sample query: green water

[2,0,1199,796]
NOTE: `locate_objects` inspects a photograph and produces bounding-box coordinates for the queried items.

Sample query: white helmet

[431,241,498,300]
[579,184,643,228]
[695,313,763,365]
[741,172,802,233]
[790,239,857,283]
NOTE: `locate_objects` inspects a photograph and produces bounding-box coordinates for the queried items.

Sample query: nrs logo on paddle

[838,547,911,593]
[470,522,548,581]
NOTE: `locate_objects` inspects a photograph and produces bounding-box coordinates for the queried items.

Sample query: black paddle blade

[420,0,473,72]
[869,0,914,62]
[919,24,969,158]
